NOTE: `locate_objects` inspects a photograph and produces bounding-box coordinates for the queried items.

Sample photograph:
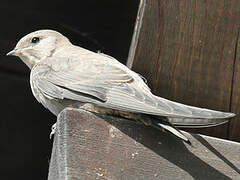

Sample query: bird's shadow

[100,115,239,180]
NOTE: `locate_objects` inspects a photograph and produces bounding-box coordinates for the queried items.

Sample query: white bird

[7,30,235,144]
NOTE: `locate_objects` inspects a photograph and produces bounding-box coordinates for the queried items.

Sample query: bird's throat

[19,53,40,69]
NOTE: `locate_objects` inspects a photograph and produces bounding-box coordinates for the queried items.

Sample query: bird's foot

[50,123,57,139]
[139,118,152,126]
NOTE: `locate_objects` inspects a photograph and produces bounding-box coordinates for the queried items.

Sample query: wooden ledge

[48,108,240,180]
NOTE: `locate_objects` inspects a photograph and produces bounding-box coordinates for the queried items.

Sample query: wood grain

[128,0,240,140]
[229,29,240,141]
[48,108,240,180]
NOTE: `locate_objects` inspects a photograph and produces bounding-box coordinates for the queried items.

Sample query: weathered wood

[229,29,240,141]
[48,108,240,180]
[128,0,240,140]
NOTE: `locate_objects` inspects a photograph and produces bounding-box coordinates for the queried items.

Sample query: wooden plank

[127,0,146,68]
[128,0,240,139]
[48,108,240,180]
[229,29,240,141]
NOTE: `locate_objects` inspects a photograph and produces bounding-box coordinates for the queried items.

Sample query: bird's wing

[31,56,235,120]
[31,57,134,103]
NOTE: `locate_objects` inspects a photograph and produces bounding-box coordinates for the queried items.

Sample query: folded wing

[31,56,235,123]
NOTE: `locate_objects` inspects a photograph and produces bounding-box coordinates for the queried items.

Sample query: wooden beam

[48,108,240,180]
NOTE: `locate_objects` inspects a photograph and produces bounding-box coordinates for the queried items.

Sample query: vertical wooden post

[230,29,240,141]
[128,0,240,140]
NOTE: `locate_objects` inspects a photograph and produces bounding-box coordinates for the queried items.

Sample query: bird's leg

[137,115,153,126]
[50,123,57,139]
[76,103,154,127]
[79,103,153,126]
[116,112,153,126]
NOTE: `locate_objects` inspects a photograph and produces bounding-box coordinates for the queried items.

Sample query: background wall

[0,1,138,179]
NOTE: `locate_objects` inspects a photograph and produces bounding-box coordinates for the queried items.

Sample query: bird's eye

[31,37,40,44]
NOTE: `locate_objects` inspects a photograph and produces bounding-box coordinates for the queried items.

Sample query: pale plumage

[7,30,235,143]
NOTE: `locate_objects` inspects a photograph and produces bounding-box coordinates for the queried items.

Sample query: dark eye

[31,37,40,44]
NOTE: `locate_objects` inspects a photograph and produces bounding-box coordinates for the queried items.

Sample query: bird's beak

[6,49,17,56]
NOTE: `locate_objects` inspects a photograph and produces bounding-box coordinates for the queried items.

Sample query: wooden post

[48,108,240,179]
[128,0,240,141]
[230,30,240,141]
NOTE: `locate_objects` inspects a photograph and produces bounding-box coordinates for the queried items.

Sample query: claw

[50,123,57,139]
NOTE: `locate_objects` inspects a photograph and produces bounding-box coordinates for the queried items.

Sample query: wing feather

[31,56,235,121]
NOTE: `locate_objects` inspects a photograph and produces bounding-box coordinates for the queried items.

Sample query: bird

[7,29,235,144]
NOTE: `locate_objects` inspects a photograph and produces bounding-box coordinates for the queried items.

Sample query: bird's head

[7,30,71,69]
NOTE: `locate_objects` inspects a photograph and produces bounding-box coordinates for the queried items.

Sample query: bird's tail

[168,117,230,128]
[154,96,235,121]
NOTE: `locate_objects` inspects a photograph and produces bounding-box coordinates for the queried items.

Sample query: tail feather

[168,117,230,128]
[151,119,191,145]
[155,96,235,119]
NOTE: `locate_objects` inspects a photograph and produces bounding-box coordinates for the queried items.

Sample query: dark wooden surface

[230,30,240,141]
[48,108,240,180]
[128,0,240,141]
